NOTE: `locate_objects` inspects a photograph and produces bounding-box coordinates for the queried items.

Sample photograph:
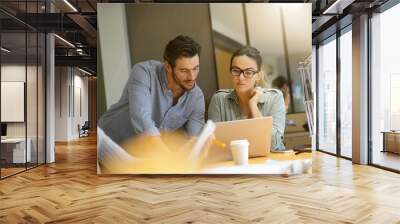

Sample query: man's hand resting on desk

[121,135,170,158]
[115,131,215,172]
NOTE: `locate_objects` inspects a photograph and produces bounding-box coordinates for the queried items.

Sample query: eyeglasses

[230,67,258,78]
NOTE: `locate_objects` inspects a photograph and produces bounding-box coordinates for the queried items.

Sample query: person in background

[272,75,291,111]
[207,46,286,150]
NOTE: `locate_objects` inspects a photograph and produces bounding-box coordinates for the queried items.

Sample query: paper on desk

[97,127,136,165]
[270,149,294,153]
[188,120,216,162]
[200,159,291,174]
[200,159,312,175]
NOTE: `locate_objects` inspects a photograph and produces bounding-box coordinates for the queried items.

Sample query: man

[98,35,205,154]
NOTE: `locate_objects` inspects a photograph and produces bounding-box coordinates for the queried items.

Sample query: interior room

[97,3,312,174]
[0,0,399,223]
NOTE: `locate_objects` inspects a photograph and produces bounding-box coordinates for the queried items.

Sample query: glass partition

[0,1,46,179]
[339,27,352,158]
[317,35,337,154]
[371,3,400,171]
[1,30,28,177]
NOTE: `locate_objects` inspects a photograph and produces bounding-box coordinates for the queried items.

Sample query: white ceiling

[210,3,312,58]
[210,3,247,45]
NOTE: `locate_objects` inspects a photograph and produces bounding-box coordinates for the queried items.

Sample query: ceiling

[0,0,392,76]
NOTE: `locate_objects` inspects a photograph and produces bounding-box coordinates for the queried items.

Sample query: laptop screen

[1,123,7,137]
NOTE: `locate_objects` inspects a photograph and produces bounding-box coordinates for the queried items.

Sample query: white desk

[1,138,31,163]
[97,128,313,175]
[99,152,313,175]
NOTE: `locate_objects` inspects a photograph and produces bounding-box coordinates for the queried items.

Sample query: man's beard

[172,71,195,91]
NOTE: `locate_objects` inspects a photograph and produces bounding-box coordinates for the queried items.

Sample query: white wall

[1,63,46,163]
[1,66,26,133]
[98,3,131,109]
[72,74,89,138]
[79,75,89,126]
[246,3,311,58]
[210,4,247,45]
[55,67,69,141]
[210,3,311,59]
[55,67,89,141]
[1,65,36,137]
[1,82,25,122]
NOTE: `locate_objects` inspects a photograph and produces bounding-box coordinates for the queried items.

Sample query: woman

[208,46,286,150]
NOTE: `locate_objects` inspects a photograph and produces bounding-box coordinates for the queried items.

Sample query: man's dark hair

[163,35,201,68]
[230,46,262,71]
[272,76,289,89]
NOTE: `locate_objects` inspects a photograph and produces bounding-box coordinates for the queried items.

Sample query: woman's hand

[248,87,263,118]
[249,87,263,107]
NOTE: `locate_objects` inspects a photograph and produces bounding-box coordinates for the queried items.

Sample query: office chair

[79,121,90,138]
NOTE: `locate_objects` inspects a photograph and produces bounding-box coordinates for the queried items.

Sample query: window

[0,2,46,179]
[317,35,337,154]
[339,27,352,158]
[371,2,400,171]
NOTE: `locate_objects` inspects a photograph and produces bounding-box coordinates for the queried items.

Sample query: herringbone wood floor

[1,135,400,224]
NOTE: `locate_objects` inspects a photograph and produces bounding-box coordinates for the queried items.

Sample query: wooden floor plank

[0,135,400,223]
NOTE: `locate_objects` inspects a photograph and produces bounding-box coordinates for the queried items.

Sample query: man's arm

[127,63,160,136]
[124,63,172,155]
[185,93,205,136]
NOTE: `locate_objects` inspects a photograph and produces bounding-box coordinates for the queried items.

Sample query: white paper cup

[230,140,249,165]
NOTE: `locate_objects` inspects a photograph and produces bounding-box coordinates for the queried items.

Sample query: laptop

[205,117,273,163]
